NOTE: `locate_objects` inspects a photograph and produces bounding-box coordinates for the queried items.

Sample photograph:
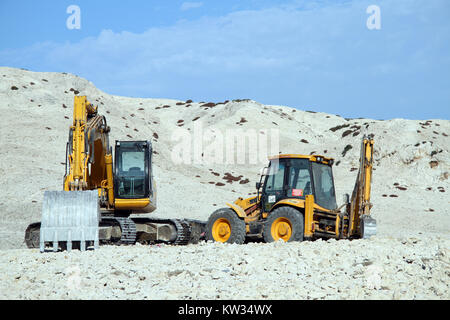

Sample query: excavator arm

[64,96,112,193]
[347,135,376,238]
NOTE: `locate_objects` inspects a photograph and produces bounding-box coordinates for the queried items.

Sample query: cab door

[286,158,313,199]
[114,141,152,199]
[262,160,287,212]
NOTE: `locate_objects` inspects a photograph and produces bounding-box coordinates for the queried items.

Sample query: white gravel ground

[1,236,448,300]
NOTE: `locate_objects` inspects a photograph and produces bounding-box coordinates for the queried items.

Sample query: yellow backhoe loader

[25,96,204,252]
[206,136,376,243]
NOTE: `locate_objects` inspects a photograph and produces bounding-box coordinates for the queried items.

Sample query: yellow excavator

[205,136,376,243]
[25,96,203,251]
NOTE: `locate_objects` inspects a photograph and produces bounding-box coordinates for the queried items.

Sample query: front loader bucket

[40,190,100,252]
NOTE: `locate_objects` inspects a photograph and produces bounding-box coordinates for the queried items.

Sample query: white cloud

[180,2,204,11]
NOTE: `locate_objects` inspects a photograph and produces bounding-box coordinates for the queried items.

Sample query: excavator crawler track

[169,219,191,245]
[25,222,41,249]
[102,216,137,245]
[25,217,206,249]
[131,217,204,245]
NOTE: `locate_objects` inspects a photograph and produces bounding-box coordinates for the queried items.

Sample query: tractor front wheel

[206,208,246,244]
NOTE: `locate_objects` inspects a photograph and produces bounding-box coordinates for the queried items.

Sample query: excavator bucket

[40,190,100,252]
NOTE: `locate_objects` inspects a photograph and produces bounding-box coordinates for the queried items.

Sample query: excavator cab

[113,140,156,213]
[114,141,152,199]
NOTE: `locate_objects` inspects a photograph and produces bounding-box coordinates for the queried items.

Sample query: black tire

[263,206,304,243]
[206,208,246,244]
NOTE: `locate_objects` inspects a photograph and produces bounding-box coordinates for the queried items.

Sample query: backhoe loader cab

[205,136,376,244]
[259,156,337,213]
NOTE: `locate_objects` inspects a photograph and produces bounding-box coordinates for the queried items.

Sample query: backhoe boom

[347,135,376,238]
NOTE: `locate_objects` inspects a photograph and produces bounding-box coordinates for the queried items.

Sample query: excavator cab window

[114,141,151,199]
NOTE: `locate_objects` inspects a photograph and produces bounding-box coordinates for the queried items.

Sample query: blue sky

[0,0,449,120]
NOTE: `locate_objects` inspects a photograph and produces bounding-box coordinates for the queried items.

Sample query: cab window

[264,162,285,193]
[287,158,312,197]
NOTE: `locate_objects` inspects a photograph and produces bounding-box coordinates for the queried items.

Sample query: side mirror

[256,182,262,190]
[343,193,350,204]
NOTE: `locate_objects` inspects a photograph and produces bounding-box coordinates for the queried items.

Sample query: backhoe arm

[347,136,376,238]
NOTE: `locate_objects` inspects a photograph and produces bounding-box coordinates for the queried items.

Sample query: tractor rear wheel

[206,208,246,244]
[263,206,304,242]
